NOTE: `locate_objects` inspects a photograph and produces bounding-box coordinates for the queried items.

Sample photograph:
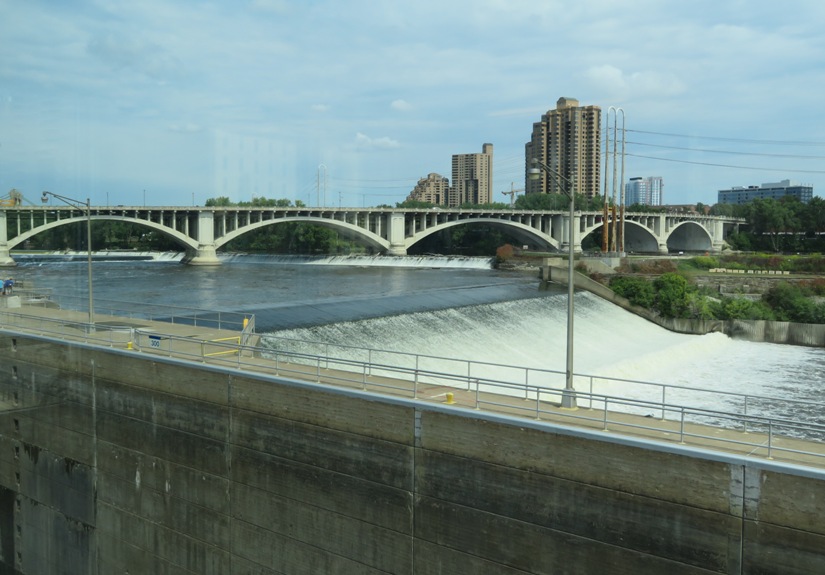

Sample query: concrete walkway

[3,302,825,470]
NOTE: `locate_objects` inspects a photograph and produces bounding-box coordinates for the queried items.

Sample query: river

[8,253,825,422]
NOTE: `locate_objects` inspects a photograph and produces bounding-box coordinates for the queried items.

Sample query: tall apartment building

[525,97,601,198]
[451,144,493,207]
[718,180,813,205]
[405,173,450,205]
[625,176,664,206]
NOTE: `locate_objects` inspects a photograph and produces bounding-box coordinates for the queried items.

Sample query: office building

[451,144,493,207]
[525,97,601,198]
[406,173,450,205]
[718,180,813,205]
[626,176,664,206]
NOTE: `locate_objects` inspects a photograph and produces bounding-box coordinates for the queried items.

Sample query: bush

[691,256,720,270]
[653,273,691,318]
[609,276,656,308]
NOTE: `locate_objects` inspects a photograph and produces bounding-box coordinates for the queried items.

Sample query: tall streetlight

[528,158,576,408]
[42,191,94,327]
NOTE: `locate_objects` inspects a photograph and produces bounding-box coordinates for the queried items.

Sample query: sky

[2,0,825,209]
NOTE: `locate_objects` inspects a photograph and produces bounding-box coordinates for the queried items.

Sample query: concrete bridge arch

[6,215,198,254]
[405,218,560,253]
[216,216,391,254]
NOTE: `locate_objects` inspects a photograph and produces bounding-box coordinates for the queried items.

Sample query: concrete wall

[1,333,825,574]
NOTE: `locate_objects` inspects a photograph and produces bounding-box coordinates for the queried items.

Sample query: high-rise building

[406,173,450,205]
[451,144,493,207]
[625,176,664,206]
[718,180,813,205]
[525,97,601,198]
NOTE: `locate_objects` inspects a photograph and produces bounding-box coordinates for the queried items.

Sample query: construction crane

[0,189,24,207]
[501,182,524,207]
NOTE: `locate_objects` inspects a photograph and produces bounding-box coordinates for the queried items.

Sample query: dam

[1,301,825,574]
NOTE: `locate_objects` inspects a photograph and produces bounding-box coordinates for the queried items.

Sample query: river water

[9,253,825,424]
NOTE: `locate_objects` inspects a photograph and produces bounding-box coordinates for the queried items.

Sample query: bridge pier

[387,212,408,255]
[0,248,15,267]
[182,245,221,266]
[0,212,15,266]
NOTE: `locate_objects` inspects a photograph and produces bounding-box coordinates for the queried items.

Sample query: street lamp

[528,158,577,409]
[41,191,94,327]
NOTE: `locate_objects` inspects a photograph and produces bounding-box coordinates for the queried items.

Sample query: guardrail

[20,291,252,331]
[3,307,825,466]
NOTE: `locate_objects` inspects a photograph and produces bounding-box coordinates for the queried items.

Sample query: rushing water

[9,254,825,425]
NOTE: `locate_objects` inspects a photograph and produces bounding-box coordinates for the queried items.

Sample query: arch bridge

[0,205,744,266]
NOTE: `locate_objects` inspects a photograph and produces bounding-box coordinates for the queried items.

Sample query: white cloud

[168,123,202,133]
[311,104,330,112]
[354,132,401,150]
[391,99,412,111]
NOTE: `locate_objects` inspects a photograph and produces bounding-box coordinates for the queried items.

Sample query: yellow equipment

[0,189,23,207]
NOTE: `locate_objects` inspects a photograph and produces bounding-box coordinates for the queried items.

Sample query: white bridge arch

[0,205,744,266]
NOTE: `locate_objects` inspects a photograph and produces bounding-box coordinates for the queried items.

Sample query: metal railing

[3,306,825,466]
[18,291,252,331]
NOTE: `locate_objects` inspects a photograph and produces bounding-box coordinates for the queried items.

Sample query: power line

[627,141,825,160]
[626,129,825,147]
[626,153,825,175]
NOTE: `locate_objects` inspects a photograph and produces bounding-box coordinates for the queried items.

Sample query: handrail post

[661,386,666,420]
[767,421,774,459]
[466,361,471,391]
[524,369,529,400]
[535,388,541,419]
[413,355,419,399]
[602,397,609,431]
[362,363,367,390]
[679,408,686,444]
[588,376,594,409]
[743,396,750,434]
[316,358,321,383]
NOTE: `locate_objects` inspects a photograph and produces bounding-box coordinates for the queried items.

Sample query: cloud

[584,64,686,99]
[354,132,401,150]
[87,33,182,81]
[311,104,330,112]
[168,123,202,133]
[391,99,412,111]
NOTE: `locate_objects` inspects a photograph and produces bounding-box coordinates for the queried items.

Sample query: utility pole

[501,182,524,207]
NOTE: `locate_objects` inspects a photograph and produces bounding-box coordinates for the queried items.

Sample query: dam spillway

[1,313,825,573]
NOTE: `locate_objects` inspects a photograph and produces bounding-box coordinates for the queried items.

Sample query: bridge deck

[2,301,823,470]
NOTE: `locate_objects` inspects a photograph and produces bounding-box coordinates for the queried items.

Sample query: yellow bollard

[243,317,249,329]
[445,392,455,404]
[127,341,133,350]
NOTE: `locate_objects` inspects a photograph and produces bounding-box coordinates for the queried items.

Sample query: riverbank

[544,265,825,347]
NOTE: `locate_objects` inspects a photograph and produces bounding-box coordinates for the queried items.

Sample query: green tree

[205,196,234,206]
[653,273,690,318]
[609,276,656,308]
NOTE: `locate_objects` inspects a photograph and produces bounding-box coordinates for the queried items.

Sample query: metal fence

[3,306,825,467]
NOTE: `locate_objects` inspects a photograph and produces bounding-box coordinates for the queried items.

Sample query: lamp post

[41,191,94,327]
[528,159,577,408]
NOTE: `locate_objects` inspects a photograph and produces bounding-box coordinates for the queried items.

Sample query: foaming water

[265,292,825,420]
[219,253,494,269]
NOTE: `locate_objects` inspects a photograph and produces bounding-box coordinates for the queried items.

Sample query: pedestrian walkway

[3,302,825,470]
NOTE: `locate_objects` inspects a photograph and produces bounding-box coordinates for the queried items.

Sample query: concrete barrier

[2,333,825,573]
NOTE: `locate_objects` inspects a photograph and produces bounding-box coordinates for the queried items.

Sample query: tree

[205,196,233,206]
[749,199,793,252]
[653,273,690,318]
[609,276,655,308]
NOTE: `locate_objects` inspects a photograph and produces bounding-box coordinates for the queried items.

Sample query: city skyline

[2,1,824,208]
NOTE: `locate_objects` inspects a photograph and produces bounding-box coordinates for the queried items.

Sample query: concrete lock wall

[1,333,825,574]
